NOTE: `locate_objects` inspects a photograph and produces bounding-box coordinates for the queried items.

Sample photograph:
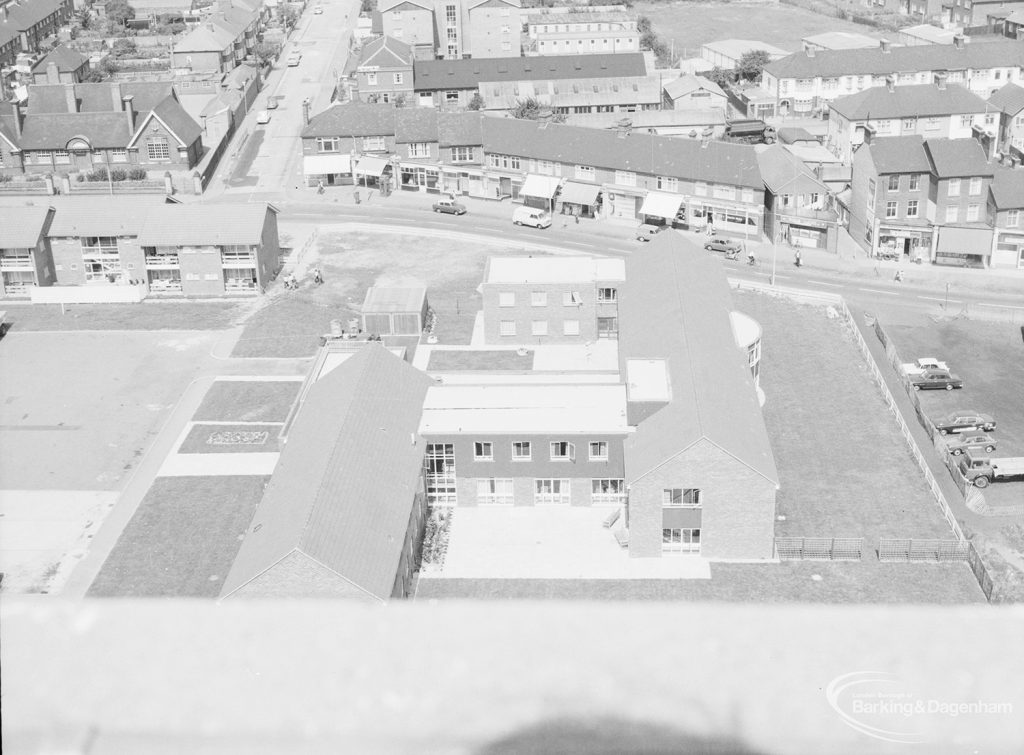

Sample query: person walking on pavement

[794,249,802,268]
[313,266,324,285]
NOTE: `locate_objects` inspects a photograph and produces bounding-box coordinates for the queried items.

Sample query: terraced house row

[301,102,766,237]
[0,0,73,70]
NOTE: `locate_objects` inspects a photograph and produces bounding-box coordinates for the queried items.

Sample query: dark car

[433,198,467,215]
[932,412,996,435]
[910,369,963,391]
[944,433,998,456]
[704,237,743,255]
[636,223,666,242]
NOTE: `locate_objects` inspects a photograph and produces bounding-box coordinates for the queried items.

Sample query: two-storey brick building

[355,35,415,105]
[0,205,55,297]
[379,0,522,60]
[988,169,1024,269]
[0,0,74,69]
[988,81,1024,155]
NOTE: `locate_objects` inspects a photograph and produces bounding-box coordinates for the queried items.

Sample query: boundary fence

[775,537,864,561]
[879,538,968,562]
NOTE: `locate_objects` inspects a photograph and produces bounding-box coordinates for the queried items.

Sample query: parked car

[287,53,302,67]
[932,411,996,435]
[313,5,323,12]
[636,222,666,242]
[944,433,998,456]
[704,236,742,255]
[256,110,271,124]
[513,206,552,228]
[909,369,963,391]
[266,96,279,110]
[433,198,467,215]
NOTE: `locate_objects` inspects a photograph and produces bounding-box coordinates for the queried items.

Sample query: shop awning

[559,180,601,206]
[303,154,351,175]
[936,226,992,254]
[639,191,684,219]
[520,174,562,200]
[354,155,390,176]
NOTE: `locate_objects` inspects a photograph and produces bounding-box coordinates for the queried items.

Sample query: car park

[704,236,742,255]
[433,198,467,215]
[944,433,998,456]
[636,223,666,242]
[513,207,552,228]
[256,110,271,124]
[932,412,996,435]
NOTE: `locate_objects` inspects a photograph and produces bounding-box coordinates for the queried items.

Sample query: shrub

[128,167,147,181]
[76,173,85,182]
[0,174,12,184]
[110,168,128,182]
[87,167,108,182]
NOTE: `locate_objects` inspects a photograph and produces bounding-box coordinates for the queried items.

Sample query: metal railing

[0,257,32,270]
[878,538,969,562]
[145,254,180,267]
[775,537,864,561]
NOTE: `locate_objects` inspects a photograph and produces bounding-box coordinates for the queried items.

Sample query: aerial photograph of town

[1,0,1023,750]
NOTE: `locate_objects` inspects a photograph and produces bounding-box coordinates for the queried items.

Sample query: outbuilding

[361,286,429,336]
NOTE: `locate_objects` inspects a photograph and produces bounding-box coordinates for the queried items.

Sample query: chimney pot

[122,94,135,132]
[953,34,965,50]
[880,39,891,53]
[886,75,895,93]
[805,44,815,58]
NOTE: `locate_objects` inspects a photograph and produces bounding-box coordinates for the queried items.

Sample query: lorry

[958,451,1024,488]
[724,119,777,145]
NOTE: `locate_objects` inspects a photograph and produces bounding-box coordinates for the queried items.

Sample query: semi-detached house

[0,0,73,69]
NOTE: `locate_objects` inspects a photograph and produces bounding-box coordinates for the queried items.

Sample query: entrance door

[499,176,511,197]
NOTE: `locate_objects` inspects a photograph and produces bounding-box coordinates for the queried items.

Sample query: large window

[362,136,386,152]
[531,320,548,336]
[446,3,456,25]
[499,291,515,307]
[597,287,617,302]
[969,176,982,196]
[591,479,625,504]
[366,72,377,85]
[1008,209,1020,227]
[317,137,340,153]
[575,164,595,181]
[885,201,898,219]
[615,170,636,187]
[662,488,702,507]
[394,72,403,85]
[82,236,122,282]
[445,90,459,103]
[425,443,457,504]
[146,137,170,161]
[906,200,919,218]
[550,441,575,461]
[945,205,959,223]
[478,478,513,505]
[487,153,520,170]
[535,478,571,505]
[563,319,580,336]
[473,441,493,460]
[909,174,920,191]
[408,142,430,158]
[663,528,701,553]
[451,146,474,162]
[967,203,980,221]
[531,291,547,307]
[512,441,531,460]
[657,176,678,192]
[887,175,900,192]
[588,441,608,460]
[948,178,961,197]
[499,320,516,336]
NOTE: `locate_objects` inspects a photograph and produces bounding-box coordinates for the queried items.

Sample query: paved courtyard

[433,506,711,580]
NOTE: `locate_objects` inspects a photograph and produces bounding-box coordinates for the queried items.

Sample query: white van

[513,206,552,229]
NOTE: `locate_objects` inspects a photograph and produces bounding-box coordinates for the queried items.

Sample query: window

[662,528,701,553]
[575,164,595,180]
[446,4,456,25]
[597,287,617,302]
[657,176,678,192]
[615,170,636,186]
[146,137,170,161]
[959,114,973,128]
[367,72,377,85]
[887,175,900,192]
[885,201,898,219]
[478,478,514,505]
[531,320,548,336]
[451,146,474,162]
[53,149,70,164]
[712,185,735,200]
[487,153,520,170]
[535,478,571,505]
[967,203,980,221]
[499,320,516,336]
[316,137,339,153]
[867,178,876,211]
[948,178,961,197]
[550,441,575,461]
[1008,209,1020,227]
[394,72,403,85]
[362,136,386,151]
[531,291,547,307]
[588,441,608,460]
[902,117,917,130]
[563,319,580,336]
[945,205,959,223]
[969,176,982,196]
[663,488,702,507]
[562,290,582,306]
[591,479,625,504]
[906,200,919,218]
[909,174,920,191]
[425,443,457,504]
[408,142,430,158]
[498,291,515,307]
[445,90,459,103]
[512,441,531,460]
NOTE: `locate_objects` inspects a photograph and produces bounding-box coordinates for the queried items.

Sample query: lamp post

[770,208,778,286]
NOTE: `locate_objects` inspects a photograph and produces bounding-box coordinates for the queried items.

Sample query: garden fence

[878,538,969,562]
[775,537,864,561]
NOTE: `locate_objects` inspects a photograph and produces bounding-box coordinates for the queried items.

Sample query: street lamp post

[770,208,778,286]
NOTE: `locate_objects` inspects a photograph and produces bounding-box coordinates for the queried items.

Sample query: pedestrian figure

[894,270,904,283]
[794,249,802,267]
[317,180,325,194]
[313,266,323,285]
[574,213,580,225]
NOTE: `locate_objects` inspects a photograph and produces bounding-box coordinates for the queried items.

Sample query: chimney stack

[701,126,714,148]
[885,75,895,93]
[302,99,310,125]
[935,71,947,90]
[12,103,22,139]
[880,39,891,53]
[804,44,815,58]
[122,94,135,132]
[64,84,78,113]
[953,34,965,50]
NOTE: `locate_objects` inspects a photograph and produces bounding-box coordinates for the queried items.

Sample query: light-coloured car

[287,53,302,67]
[944,433,997,456]
[636,223,666,242]
[256,110,271,124]
[313,5,323,13]
[512,206,551,228]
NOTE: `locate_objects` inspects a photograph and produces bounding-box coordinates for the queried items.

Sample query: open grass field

[0,300,242,332]
[635,0,884,57]
[177,423,283,454]
[427,349,534,371]
[88,475,269,597]
[192,380,301,424]
[732,291,955,542]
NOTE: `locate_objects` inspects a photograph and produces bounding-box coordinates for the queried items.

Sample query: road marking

[857,287,899,295]
[977,302,1024,310]
[918,296,963,304]
[806,280,843,287]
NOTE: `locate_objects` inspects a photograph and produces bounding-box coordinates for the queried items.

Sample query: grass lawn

[732,291,954,541]
[417,559,984,603]
[428,349,534,371]
[635,0,884,57]
[2,300,242,332]
[177,423,283,454]
[193,380,301,423]
[88,475,269,598]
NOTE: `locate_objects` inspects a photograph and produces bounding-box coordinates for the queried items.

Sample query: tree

[467,91,484,111]
[254,40,280,68]
[280,6,298,29]
[76,8,93,31]
[361,0,377,11]
[737,49,772,83]
[104,0,135,28]
[704,66,733,90]
[509,97,564,123]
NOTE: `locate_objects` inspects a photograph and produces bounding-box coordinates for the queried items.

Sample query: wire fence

[775,537,864,561]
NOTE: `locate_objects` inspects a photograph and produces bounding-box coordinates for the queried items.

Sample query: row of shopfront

[872,221,1023,269]
[302,153,765,236]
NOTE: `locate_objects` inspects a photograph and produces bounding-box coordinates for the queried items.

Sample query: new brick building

[355,35,415,105]
[378,0,522,60]
[523,4,640,56]
[0,204,54,297]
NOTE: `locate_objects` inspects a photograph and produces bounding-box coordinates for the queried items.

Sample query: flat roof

[362,286,427,313]
[419,384,629,434]
[625,359,671,402]
[485,256,626,284]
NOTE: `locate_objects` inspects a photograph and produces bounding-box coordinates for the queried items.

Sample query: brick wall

[481,281,600,344]
[179,246,230,296]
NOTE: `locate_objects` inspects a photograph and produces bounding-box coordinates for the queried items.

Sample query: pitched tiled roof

[924,137,994,177]
[619,233,778,486]
[776,127,818,144]
[414,53,647,90]
[301,101,396,138]
[437,111,483,146]
[46,196,177,237]
[147,95,203,146]
[663,74,725,100]
[395,107,438,143]
[481,117,765,189]
[18,112,132,149]
[990,168,1024,209]
[137,203,276,246]
[765,40,1024,79]
[172,24,235,53]
[0,101,19,148]
[755,143,825,195]
[0,206,53,248]
[865,136,932,174]
[30,44,88,73]
[988,82,1024,116]
[220,344,434,601]
[359,35,412,68]
[830,83,988,120]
